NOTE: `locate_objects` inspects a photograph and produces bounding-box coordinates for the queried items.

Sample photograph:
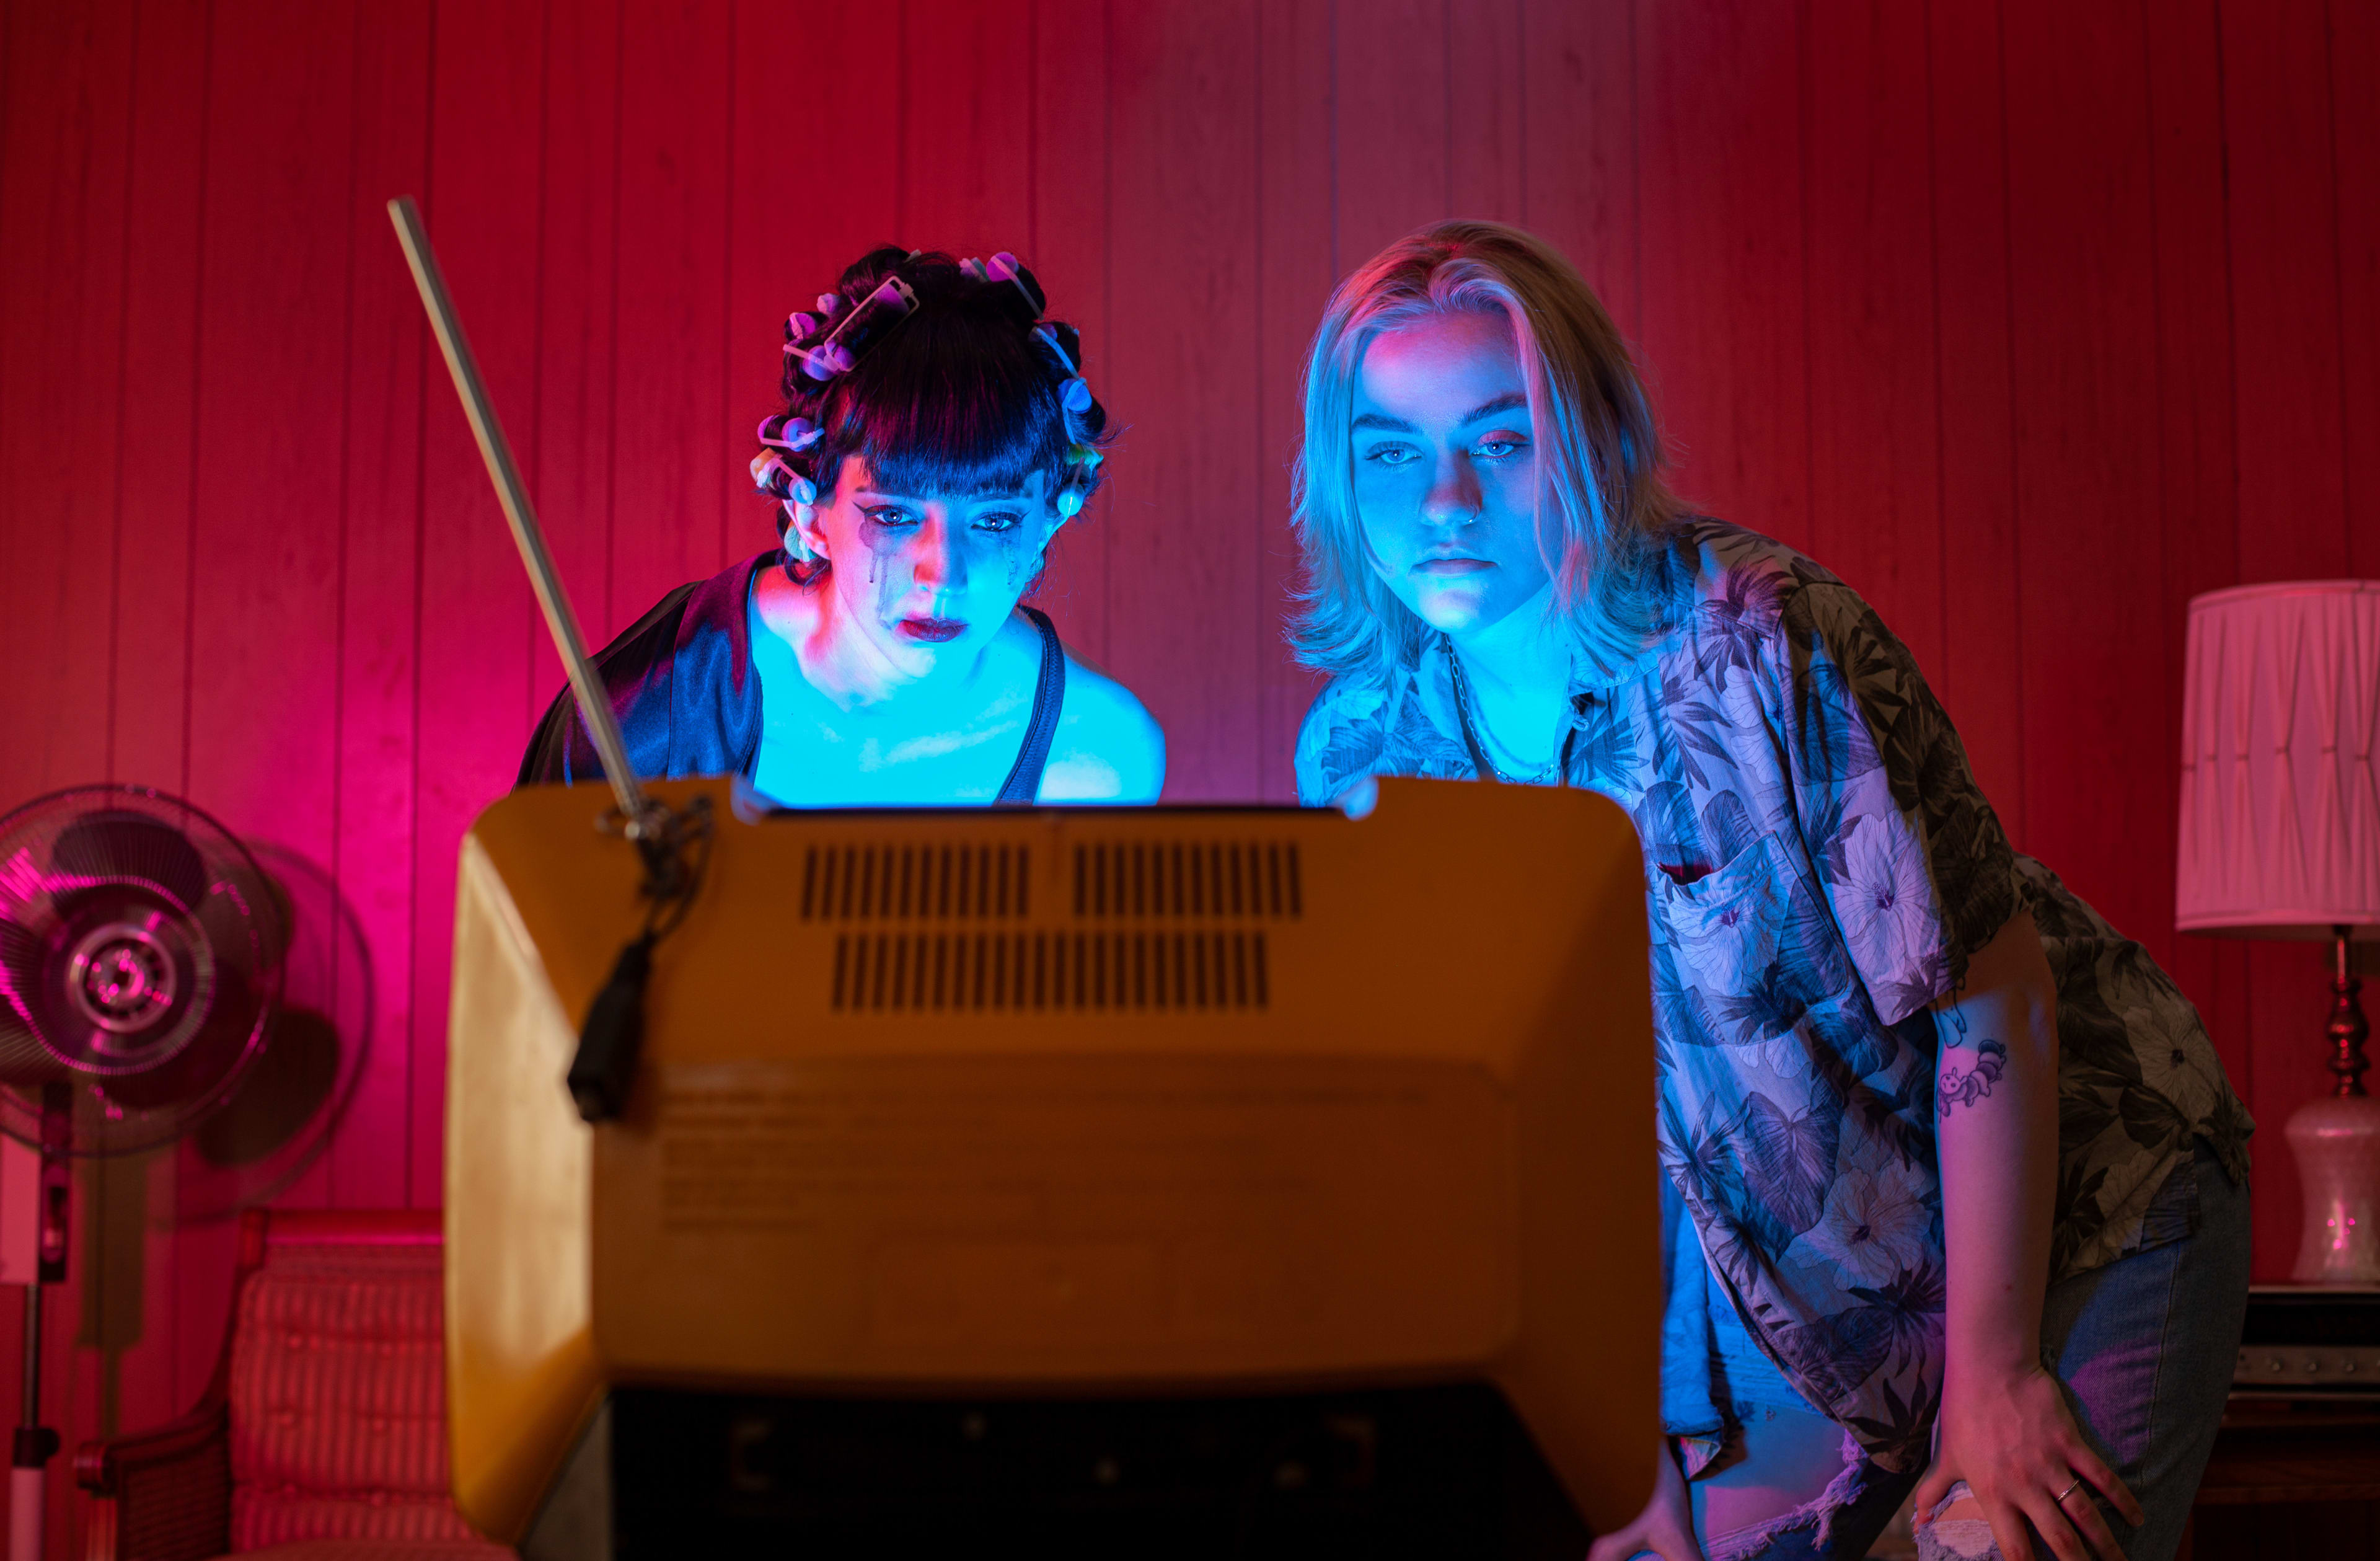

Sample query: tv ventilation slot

[1070,841,1302,921]
[800,844,1031,922]
[829,929,1271,1012]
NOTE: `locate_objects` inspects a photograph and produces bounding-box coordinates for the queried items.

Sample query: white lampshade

[2177,580,2380,939]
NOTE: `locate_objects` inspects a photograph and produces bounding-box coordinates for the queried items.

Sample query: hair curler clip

[800,275,915,381]
[751,451,793,491]
[985,252,1048,319]
[756,413,822,452]
[750,451,821,507]
[1033,323,1082,379]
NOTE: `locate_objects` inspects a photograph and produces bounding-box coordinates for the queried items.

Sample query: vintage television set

[445,774,1660,1556]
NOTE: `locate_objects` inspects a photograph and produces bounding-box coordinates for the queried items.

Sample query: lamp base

[2288,1092,2380,1284]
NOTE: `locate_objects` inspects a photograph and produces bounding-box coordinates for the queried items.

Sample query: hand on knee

[1911,1363,2144,1561]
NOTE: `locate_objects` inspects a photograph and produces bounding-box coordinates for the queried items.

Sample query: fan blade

[0,918,61,1084]
[49,811,208,911]
[102,962,257,1112]
[192,1004,340,1169]
[0,917,43,1031]
[0,1004,60,1087]
[191,885,253,971]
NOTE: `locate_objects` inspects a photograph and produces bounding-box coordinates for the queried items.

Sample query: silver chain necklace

[1442,637,1571,787]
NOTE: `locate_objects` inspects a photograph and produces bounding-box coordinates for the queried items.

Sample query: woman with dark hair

[521,246,1164,804]
[1290,221,2249,1561]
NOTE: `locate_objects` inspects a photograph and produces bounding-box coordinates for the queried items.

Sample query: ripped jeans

[1655,1142,2249,1561]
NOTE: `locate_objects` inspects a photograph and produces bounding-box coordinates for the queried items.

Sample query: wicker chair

[76,1208,510,1561]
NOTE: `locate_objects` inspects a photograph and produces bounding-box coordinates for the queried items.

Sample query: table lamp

[2179,580,2380,1283]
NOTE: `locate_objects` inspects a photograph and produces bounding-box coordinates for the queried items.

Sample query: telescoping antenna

[387,197,644,822]
[387,196,709,1123]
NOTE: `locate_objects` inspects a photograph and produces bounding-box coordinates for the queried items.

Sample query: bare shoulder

[1039,639,1166,803]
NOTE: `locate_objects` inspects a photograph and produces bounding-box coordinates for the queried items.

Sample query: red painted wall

[0,1,2373,1552]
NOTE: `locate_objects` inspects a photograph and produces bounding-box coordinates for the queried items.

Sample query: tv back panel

[445,776,1658,1543]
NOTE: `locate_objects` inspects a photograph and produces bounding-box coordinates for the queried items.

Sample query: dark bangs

[815,296,1070,500]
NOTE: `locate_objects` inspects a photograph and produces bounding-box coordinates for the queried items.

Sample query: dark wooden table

[2185,1400,2380,1559]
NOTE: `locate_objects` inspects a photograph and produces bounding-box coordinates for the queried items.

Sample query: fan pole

[9,1087,68,1561]
[9,1285,45,1561]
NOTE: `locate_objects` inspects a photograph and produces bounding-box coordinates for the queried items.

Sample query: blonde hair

[1290,221,1686,680]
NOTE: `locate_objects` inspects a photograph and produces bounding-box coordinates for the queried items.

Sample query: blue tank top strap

[994,607,1066,805]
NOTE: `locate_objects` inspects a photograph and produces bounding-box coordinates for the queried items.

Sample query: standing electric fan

[0,785,283,1561]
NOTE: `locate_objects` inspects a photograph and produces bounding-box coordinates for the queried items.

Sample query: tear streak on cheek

[859,521,903,609]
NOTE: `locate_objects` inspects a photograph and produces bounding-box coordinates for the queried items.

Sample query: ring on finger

[2053,1476,2084,1506]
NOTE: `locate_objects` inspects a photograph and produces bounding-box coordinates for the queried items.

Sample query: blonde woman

[1290,221,2249,1561]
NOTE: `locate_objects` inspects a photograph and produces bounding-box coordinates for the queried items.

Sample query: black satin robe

[517,551,774,787]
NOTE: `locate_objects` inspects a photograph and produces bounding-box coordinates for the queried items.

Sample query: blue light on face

[1349,312,1546,641]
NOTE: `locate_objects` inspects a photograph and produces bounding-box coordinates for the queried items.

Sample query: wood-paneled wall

[1,1,2373,1552]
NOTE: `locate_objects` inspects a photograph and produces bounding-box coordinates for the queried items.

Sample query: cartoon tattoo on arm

[1936,1037,2008,1119]
[1933,976,2009,1120]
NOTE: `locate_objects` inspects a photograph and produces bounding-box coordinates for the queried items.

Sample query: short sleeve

[1292,675,1395,807]
[1770,582,2018,1025]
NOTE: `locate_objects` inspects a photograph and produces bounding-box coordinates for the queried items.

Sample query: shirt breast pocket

[1652,830,1796,1001]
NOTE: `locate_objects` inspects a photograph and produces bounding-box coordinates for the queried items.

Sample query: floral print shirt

[1293,520,2251,1472]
